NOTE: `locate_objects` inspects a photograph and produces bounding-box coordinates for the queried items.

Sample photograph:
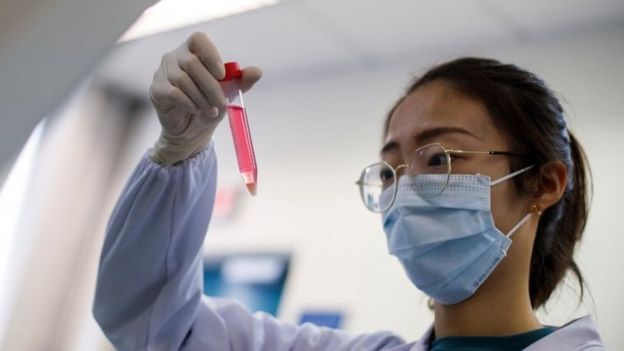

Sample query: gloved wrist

[150,129,214,166]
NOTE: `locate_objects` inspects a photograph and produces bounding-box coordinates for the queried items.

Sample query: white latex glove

[149,32,262,165]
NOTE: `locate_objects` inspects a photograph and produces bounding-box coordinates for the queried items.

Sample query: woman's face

[382,80,535,296]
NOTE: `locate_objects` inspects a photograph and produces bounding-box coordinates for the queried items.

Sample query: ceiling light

[120,0,280,42]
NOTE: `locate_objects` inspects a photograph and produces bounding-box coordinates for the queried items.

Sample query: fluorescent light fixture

[120,0,280,42]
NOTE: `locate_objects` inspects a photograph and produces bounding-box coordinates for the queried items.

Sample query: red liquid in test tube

[227,104,257,195]
[221,62,258,195]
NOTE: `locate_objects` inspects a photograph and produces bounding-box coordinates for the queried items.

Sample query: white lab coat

[93,144,607,351]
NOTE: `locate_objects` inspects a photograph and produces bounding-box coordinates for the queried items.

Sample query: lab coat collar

[525,315,604,350]
[409,325,433,351]
[408,315,604,351]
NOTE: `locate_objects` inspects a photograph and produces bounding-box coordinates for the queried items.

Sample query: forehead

[386,81,499,147]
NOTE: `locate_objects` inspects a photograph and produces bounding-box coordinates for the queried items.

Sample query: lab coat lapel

[522,315,604,350]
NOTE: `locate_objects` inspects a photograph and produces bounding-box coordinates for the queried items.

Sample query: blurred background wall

[0,0,623,350]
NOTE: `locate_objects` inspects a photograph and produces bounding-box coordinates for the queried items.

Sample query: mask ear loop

[488,164,539,238]
[506,204,542,238]
[490,165,535,186]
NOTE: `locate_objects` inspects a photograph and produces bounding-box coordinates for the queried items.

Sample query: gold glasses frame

[356,143,525,213]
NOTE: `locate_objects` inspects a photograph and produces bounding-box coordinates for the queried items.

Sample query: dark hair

[384,57,592,309]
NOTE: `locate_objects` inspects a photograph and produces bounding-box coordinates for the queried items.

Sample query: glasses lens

[408,143,450,197]
[358,162,396,212]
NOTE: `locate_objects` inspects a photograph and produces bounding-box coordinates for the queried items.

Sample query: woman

[93,32,606,350]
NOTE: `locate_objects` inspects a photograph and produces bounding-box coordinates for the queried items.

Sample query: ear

[533,161,567,211]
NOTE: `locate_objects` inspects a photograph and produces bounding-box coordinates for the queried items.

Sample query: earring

[531,204,543,216]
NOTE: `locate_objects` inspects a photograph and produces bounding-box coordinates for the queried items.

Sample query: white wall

[0,85,149,351]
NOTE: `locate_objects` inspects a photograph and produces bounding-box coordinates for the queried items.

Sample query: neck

[433,274,541,338]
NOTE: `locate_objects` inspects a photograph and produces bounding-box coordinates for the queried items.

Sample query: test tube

[220,62,258,195]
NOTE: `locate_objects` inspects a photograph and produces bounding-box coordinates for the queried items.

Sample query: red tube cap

[221,62,242,81]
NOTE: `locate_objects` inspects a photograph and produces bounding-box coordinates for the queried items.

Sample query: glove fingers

[150,67,198,114]
[186,32,226,80]
[166,58,217,117]
[177,52,226,111]
[153,82,197,115]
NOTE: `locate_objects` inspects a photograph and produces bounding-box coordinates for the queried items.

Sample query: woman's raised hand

[149,32,262,165]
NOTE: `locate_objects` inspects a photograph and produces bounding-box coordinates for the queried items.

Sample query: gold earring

[531,204,542,216]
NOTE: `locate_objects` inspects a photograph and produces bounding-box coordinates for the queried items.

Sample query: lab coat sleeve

[93,144,406,351]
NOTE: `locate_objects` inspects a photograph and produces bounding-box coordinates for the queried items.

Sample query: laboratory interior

[1,0,623,350]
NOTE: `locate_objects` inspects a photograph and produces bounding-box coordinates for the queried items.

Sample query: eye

[377,166,396,190]
[426,152,448,167]
[379,167,394,182]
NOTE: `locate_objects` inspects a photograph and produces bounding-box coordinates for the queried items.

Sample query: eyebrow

[380,127,480,155]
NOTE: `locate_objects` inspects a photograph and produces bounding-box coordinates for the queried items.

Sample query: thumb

[240,66,263,93]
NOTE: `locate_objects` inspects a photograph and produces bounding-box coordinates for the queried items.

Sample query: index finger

[186,32,226,80]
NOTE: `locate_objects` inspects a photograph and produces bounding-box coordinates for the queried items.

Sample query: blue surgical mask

[381,166,534,305]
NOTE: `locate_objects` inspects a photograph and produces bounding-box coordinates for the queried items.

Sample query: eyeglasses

[355,143,524,213]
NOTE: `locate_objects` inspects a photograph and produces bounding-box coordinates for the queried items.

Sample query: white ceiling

[97,0,624,94]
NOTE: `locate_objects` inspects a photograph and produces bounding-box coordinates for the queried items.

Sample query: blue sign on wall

[203,253,290,316]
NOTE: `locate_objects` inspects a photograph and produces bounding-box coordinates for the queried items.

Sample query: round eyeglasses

[355,143,524,213]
